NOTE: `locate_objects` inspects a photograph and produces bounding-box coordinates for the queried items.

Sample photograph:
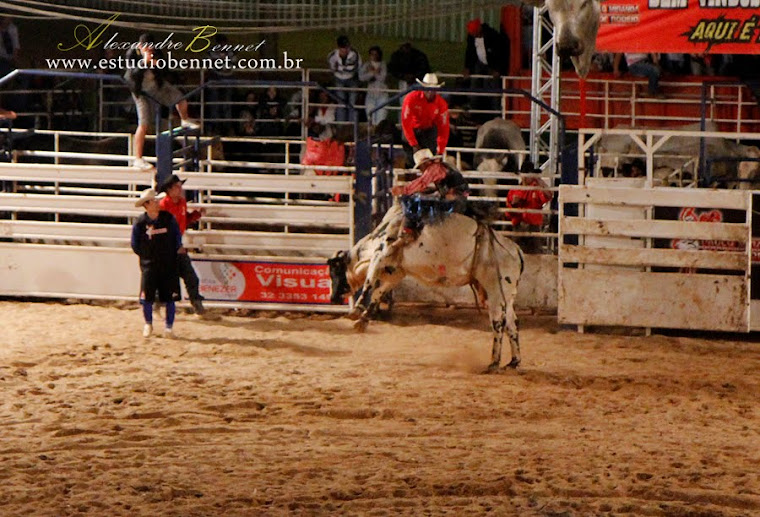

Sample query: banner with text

[596,0,760,54]
[195,260,337,305]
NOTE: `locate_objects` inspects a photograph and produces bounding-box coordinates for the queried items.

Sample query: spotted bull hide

[328,204,525,373]
[523,0,601,78]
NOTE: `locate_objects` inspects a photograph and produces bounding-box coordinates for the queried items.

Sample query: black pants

[177,252,202,302]
[140,266,180,303]
[403,127,438,167]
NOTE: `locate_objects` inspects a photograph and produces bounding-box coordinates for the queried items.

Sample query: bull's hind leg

[504,300,521,369]
[485,298,507,374]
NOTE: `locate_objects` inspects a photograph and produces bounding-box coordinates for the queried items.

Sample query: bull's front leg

[353,262,405,332]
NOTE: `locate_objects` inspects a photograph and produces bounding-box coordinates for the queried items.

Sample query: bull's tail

[485,224,524,275]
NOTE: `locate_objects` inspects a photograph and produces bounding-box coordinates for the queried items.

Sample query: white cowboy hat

[135,187,166,207]
[416,73,445,88]
[413,148,443,169]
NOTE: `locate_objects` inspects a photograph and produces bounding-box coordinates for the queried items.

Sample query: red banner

[195,260,337,305]
[596,0,760,54]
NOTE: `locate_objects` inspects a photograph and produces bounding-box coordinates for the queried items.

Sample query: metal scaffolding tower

[529,5,561,175]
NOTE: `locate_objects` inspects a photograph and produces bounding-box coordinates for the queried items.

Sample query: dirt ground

[0,301,758,517]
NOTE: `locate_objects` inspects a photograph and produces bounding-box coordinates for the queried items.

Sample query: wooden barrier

[0,160,354,310]
[559,184,752,332]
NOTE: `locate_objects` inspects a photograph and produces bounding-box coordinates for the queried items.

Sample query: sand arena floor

[0,301,758,516]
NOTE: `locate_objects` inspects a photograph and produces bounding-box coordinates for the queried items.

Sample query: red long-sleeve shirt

[506,181,552,227]
[159,195,201,235]
[401,91,450,155]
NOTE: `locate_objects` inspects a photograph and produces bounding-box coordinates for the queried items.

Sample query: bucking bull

[328,203,525,373]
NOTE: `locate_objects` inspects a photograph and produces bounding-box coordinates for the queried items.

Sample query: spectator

[235,91,259,135]
[283,88,304,137]
[158,174,207,317]
[400,73,450,166]
[388,42,431,94]
[716,54,734,76]
[359,46,389,126]
[613,53,664,98]
[206,34,236,133]
[0,108,16,119]
[124,33,199,170]
[309,89,336,140]
[463,18,509,115]
[689,53,714,76]
[0,16,19,78]
[506,161,553,253]
[663,53,688,75]
[257,86,285,136]
[327,35,361,123]
[591,52,613,73]
[237,109,257,137]
[130,188,182,338]
[237,90,258,118]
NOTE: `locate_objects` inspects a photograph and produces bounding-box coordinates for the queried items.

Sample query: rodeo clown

[131,188,182,338]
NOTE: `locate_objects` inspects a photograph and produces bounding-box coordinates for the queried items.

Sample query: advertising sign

[195,260,337,305]
[596,0,760,54]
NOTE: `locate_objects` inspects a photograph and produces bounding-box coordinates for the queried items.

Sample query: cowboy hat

[135,187,166,207]
[416,73,445,88]
[412,148,443,169]
[157,173,186,193]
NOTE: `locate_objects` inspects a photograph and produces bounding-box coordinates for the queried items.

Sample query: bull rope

[467,223,490,311]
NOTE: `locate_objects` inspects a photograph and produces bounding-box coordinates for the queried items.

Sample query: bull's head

[526,0,600,78]
[327,250,351,305]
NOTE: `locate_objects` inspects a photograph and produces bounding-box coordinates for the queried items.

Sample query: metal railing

[9,66,758,139]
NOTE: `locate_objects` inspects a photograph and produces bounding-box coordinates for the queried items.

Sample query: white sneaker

[134,158,154,170]
[142,324,153,338]
[164,327,174,338]
[180,119,200,130]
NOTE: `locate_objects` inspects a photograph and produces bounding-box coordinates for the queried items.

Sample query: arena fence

[559,183,755,332]
[577,127,760,189]
[0,132,354,312]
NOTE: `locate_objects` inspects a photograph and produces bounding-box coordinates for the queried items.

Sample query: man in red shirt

[506,161,553,253]
[401,73,450,166]
[158,174,206,315]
